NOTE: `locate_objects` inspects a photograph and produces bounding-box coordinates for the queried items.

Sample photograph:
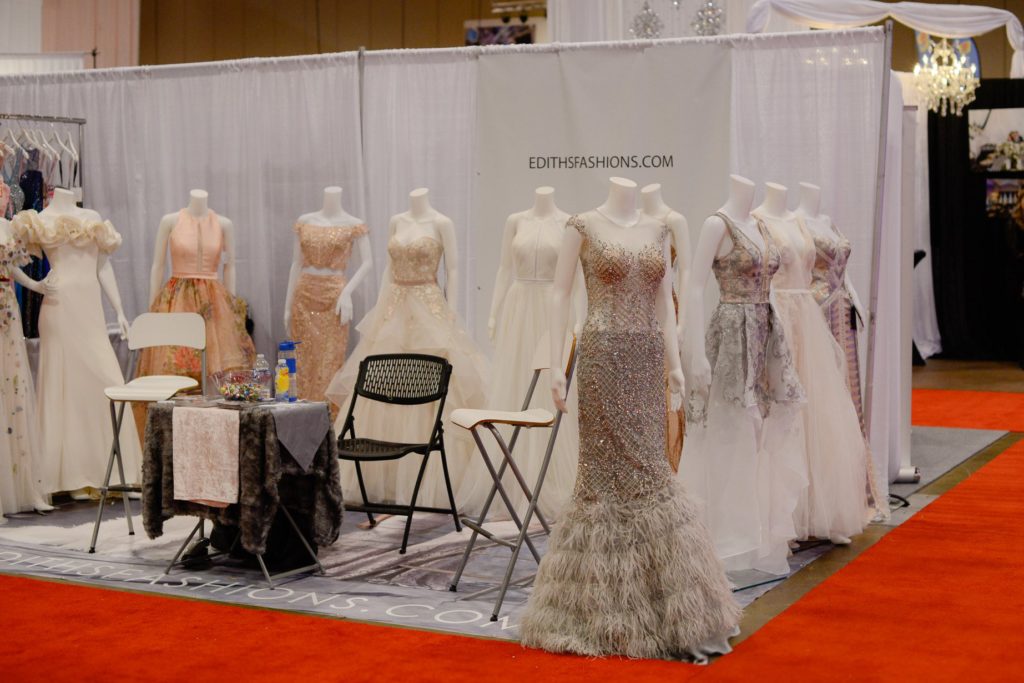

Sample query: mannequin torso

[388,188,459,311]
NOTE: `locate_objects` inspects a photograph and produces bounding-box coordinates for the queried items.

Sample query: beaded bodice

[712,212,779,304]
[570,211,666,333]
[809,222,852,306]
[295,222,367,271]
[389,235,442,286]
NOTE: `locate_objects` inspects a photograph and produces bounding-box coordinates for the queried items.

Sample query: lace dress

[289,222,368,403]
[12,210,142,492]
[679,212,806,576]
[0,232,46,516]
[456,213,579,519]
[136,209,255,385]
[759,213,874,540]
[325,225,489,509]
[520,211,739,661]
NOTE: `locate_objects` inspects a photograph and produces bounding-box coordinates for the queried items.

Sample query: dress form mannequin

[284,186,373,329]
[752,182,790,221]
[283,187,372,404]
[0,218,54,297]
[397,187,460,311]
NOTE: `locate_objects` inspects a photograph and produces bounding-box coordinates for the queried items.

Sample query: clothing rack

[0,112,86,203]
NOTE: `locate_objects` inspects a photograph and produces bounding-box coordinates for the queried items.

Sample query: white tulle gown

[757,213,872,541]
[456,212,579,520]
[680,212,806,576]
[0,231,48,518]
[13,210,141,494]
[325,222,489,509]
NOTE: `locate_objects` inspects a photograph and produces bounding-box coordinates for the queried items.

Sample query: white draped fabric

[0,53,84,75]
[730,28,893,494]
[0,54,364,356]
[747,0,1024,77]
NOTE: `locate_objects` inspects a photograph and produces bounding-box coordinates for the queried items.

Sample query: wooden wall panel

[335,0,371,52]
[370,0,403,50]
[404,0,439,49]
[211,0,246,62]
[439,0,476,47]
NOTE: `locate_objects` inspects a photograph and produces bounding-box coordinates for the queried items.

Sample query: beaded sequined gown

[758,213,873,540]
[325,223,488,509]
[289,222,368,402]
[679,212,806,576]
[520,211,739,661]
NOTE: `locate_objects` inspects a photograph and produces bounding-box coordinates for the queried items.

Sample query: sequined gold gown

[325,229,488,509]
[290,222,368,402]
[520,211,739,661]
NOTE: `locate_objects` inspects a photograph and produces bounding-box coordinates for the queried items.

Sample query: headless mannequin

[792,182,865,321]
[550,177,684,410]
[40,188,130,338]
[681,174,761,397]
[0,217,52,296]
[641,183,691,321]
[283,186,374,329]
[387,188,460,311]
[149,189,237,308]
[752,182,790,222]
[487,186,584,340]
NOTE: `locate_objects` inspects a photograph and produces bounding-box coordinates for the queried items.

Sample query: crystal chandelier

[913,37,980,117]
[692,1,725,37]
[630,1,664,39]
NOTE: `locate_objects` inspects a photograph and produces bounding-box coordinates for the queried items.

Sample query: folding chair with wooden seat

[88,312,206,553]
[337,353,460,554]
[447,335,577,620]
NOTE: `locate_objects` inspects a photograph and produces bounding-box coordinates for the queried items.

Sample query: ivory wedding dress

[12,210,142,492]
[456,212,579,519]
[520,211,739,661]
[758,213,874,540]
[325,221,488,509]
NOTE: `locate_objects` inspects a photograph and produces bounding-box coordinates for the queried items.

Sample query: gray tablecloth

[266,402,332,472]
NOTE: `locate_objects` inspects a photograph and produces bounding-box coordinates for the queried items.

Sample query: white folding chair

[447,334,577,620]
[88,312,206,553]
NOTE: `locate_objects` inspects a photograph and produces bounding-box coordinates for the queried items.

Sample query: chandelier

[913,37,979,117]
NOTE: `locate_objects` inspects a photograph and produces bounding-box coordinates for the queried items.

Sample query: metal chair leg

[401,453,431,554]
[110,401,134,536]
[449,443,513,591]
[163,519,204,575]
[280,506,324,574]
[88,400,123,553]
[438,443,461,532]
[353,461,376,527]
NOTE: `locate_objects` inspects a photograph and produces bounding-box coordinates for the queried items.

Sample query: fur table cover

[142,402,343,555]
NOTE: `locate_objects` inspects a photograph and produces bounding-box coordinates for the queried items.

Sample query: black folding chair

[337,353,460,554]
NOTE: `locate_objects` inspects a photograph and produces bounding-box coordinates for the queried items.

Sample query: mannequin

[0,217,52,513]
[459,186,581,519]
[13,188,141,497]
[325,187,488,511]
[136,189,255,390]
[522,176,739,660]
[641,183,690,472]
[283,186,373,404]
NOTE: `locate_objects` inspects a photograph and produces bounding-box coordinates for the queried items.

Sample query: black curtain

[929,78,1024,362]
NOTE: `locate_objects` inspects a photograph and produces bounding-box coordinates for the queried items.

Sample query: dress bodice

[511,214,564,281]
[388,235,443,285]
[808,218,852,306]
[169,210,223,279]
[758,214,815,291]
[571,210,666,333]
[712,212,779,304]
[295,222,367,271]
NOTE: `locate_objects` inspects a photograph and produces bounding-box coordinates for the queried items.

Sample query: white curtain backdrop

[0,53,364,356]
[747,0,1024,77]
[730,27,894,492]
[361,48,480,330]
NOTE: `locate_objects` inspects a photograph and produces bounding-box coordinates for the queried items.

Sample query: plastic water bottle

[252,354,272,400]
[274,359,290,402]
[277,340,299,402]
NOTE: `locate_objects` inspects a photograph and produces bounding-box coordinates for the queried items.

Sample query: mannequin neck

[409,191,432,220]
[641,185,669,217]
[599,179,639,226]
[321,188,346,221]
[187,191,209,218]
[794,183,821,217]
[47,188,78,214]
[754,184,788,219]
[721,175,755,220]
[532,188,558,218]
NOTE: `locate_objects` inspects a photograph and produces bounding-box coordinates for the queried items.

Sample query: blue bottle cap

[278,340,300,351]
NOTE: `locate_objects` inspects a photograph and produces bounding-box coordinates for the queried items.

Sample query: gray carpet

[889,426,1007,499]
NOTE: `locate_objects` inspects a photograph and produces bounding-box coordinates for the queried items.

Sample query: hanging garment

[136,209,255,386]
[456,212,580,520]
[0,232,47,516]
[289,222,368,403]
[18,151,46,338]
[519,211,740,661]
[325,217,489,510]
[758,213,877,540]
[679,212,806,575]
[12,210,142,493]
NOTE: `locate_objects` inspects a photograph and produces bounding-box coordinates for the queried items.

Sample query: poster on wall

[472,43,732,342]
[968,108,1024,173]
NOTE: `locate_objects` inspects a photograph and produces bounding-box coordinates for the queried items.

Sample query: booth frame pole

[863,20,893,445]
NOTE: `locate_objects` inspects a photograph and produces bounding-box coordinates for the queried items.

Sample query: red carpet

[693,440,1024,682]
[0,574,700,683]
[912,388,1024,431]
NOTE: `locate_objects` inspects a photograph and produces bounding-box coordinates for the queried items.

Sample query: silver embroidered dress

[519,211,739,661]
